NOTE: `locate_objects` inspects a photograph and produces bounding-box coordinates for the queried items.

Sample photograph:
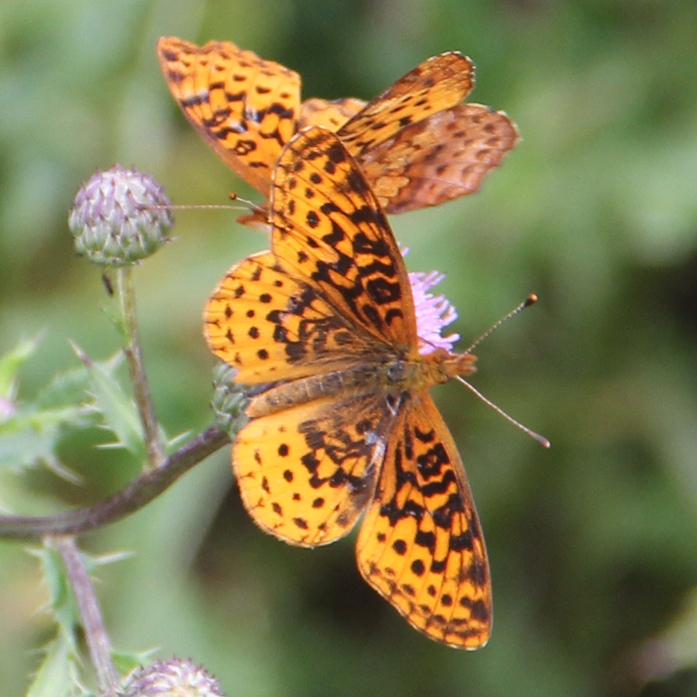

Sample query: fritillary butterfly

[204,126,492,648]
[158,36,519,220]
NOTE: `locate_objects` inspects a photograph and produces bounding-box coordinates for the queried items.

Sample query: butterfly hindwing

[356,390,492,648]
[234,392,391,546]
[357,103,520,214]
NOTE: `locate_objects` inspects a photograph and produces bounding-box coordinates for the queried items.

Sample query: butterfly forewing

[270,127,419,350]
[157,36,301,194]
[205,251,386,384]
[356,391,491,648]
[337,52,475,155]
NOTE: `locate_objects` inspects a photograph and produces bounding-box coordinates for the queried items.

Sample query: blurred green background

[2,0,697,695]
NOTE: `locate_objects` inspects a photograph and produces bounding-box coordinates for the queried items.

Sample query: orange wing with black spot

[159,37,518,216]
[205,251,388,385]
[233,392,390,546]
[157,36,300,195]
[356,390,491,648]
[336,51,475,154]
[269,126,418,349]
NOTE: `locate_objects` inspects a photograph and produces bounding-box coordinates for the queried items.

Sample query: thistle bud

[119,658,224,697]
[69,165,173,266]
[211,361,249,437]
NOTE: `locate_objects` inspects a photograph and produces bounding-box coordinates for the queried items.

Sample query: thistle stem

[0,425,229,539]
[115,266,166,468]
[51,536,119,696]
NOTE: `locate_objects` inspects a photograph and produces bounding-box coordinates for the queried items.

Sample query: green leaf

[0,348,98,476]
[81,351,147,461]
[35,364,91,410]
[25,636,80,697]
[37,545,80,644]
[0,336,38,398]
[0,402,91,477]
[111,649,156,676]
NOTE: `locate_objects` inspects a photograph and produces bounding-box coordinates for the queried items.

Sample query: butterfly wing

[270,126,418,350]
[297,97,367,131]
[234,392,394,546]
[337,52,475,155]
[356,390,491,649]
[205,251,389,384]
[357,103,519,213]
[157,36,301,194]
[332,52,518,213]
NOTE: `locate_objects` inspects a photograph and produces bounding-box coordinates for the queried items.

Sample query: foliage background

[2,0,697,695]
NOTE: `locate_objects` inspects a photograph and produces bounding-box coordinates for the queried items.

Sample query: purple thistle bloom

[408,270,460,354]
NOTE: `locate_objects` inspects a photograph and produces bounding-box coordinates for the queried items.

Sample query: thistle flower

[409,270,460,354]
[69,165,173,266]
[119,658,224,697]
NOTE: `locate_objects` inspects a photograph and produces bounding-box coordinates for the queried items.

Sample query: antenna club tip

[531,431,550,448]
[525,293,538,307]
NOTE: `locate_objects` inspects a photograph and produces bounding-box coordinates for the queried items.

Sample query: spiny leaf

[0,336,39,398]
[36,545,80,645]
[72,344,147,461]
[25,636,81,697]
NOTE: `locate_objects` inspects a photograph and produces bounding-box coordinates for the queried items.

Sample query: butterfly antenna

[228,191,265,215]
[140,191,264,213]
[458,293,549,448]
[142,203,248,211]
[464,294,538,355]
[455,375,551,448]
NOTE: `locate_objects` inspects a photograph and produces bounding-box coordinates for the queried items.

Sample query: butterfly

[204,125,491,648]
[157,36,519,220]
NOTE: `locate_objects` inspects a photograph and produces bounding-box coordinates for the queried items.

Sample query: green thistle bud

[119,658,224,697]
[211,361,249,437]
[69,165,173,266]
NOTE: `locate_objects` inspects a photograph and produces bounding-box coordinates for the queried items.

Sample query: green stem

[116,266,166,468]
[51,536,119,697]
[0,425,229,539]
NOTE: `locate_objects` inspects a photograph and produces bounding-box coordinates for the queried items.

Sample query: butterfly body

[245,347,477,420]
[205,126,492,648]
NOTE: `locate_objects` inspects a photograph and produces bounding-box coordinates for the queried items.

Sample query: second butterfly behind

[158,36,519,222]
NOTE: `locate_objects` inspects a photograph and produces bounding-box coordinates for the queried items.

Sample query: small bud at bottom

[119,658,224,697]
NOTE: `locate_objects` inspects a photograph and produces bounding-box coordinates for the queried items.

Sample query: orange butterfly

[205,126,492,648]
[158,36,518,218]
